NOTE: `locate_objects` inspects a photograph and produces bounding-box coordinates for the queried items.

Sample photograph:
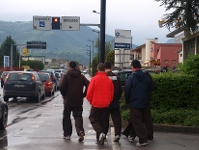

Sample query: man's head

[104,62,111,70]
[131,60,142,68]
[97,63,105,72]
[69,61,77,69]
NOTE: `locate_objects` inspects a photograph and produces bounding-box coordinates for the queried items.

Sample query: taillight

[31,75,35,81]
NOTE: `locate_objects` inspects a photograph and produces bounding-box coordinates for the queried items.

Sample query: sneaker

[98,133,106,145]
[113,135,120,142]
[78,131,84,142]
[63,135,70,140]
[136,142,148,147]
[128,136,135,143]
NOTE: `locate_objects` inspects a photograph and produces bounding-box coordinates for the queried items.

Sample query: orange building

[150,43,182,68]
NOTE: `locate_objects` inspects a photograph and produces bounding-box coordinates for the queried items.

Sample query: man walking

[104,61,123,142]
[59,61,90,142]
[125,60,152,147]
[86,63,114,145]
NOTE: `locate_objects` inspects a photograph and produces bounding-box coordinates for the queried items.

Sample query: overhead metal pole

[100,0,106,63]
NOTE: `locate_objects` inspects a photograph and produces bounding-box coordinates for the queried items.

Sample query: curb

[121,120,199,135]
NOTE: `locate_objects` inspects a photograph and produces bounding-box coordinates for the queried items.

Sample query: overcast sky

[0,0,174,45]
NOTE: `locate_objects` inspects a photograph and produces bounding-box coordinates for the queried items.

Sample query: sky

[0,0,174,45]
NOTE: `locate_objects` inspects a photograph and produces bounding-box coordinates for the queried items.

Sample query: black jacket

[59,68,90,107]
[106,71,123,109]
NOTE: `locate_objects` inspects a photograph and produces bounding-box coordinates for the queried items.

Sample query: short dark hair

[104,61,111,69]
[69,61,77,69]
[97,63,105,71]
[131,60,142,68]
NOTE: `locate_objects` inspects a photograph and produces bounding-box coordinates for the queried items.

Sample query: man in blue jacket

[125,60,152,147]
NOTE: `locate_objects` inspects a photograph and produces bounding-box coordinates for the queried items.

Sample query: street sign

[21,46,31,56]
[114,43,131,49]
[33,16,51,30]
[115,29,132,49]
[27,41,46,49]
[62,16,80,31]
[4,56,9,67]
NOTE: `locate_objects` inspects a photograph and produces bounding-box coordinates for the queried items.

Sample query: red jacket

[86,72,114,108]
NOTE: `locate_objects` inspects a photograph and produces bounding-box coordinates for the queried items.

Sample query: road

[0,74,198,150]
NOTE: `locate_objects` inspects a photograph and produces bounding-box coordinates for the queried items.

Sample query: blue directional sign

[4,56,9,67]
[114,43,131,49]
[39,21,45,27]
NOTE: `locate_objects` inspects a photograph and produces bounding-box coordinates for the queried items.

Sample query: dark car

[38,72,55,97]
[0,95,8,129]
[113,69,158,86]
[39,70,58,91]
[3,71,45,102]
[1,71,10,88]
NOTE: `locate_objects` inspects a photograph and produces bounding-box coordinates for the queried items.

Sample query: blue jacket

[124,69,151,108]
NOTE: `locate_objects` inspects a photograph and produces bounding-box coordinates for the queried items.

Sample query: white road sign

[62,16,80,31]
[33,16,51,30]
[4,56,9,67]
[115,29,131,43]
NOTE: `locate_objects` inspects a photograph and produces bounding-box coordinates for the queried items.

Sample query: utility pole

[100,0,106,63]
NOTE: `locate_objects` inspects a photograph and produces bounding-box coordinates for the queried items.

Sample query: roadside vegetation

[120,54,199,127]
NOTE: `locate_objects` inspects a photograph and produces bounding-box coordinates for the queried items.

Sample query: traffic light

[52,17,60,30]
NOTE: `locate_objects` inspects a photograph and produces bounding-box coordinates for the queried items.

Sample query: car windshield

[38,73,49,81]
[8,72,32,81]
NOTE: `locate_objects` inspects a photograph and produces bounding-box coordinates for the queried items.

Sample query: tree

[179,54,199,76]
[21,60,44,70]
[156,0,199,33]
[0,36,19,67]
[105,50,115,65]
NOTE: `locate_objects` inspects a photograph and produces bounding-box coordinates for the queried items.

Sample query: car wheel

[0,107,8,130]
[3,96,9,102]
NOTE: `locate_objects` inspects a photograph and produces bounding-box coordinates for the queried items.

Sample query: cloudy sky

[0,0,174,45]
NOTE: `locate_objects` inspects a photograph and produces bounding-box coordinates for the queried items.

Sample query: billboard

[4,56,9,67]
[115,29,131,49]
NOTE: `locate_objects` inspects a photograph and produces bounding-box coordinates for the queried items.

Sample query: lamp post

[92,29,100,63]
[88,39,94,76]
[86,45,91,75]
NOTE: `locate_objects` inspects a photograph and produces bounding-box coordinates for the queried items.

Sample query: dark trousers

[89,106,109,139]
[63,103,84,136]
[105,108,122,136]
[130,108,148,143]
[122,105,153,139]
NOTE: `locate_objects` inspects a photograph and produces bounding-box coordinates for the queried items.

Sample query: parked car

[1,71,10,88]
[38,72,55,97]
[3,71,45,102]
[39,70,58,91]
[0,95,8,129]
[113,68,158,86]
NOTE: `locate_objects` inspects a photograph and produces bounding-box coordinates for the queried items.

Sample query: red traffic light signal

[52,17,60,30]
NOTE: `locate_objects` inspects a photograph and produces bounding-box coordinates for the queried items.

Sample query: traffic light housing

[52,17,60,30]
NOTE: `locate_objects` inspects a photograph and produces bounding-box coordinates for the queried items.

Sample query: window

[172,60,176,64]
[164,60,169,64]
[180,54,182,57]
[150,48,153,52]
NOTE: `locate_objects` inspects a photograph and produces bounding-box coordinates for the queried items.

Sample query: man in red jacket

[86,63,114,145]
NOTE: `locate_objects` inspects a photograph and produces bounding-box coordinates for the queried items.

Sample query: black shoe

[113,135,120,142]
[98,133,106,145]
[148,135,154,140]
[78,131,84,142]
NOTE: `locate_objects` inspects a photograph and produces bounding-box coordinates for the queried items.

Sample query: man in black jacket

[104,62,123,142]
[59,61,90,142]
[125,60,152,147]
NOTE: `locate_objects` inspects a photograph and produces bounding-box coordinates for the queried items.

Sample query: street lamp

[92,10,100,14]
[88,39,94,76]
[92,29,100,63]
[86,45,91,75]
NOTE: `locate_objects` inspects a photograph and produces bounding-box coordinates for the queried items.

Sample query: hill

[0,21,137,65]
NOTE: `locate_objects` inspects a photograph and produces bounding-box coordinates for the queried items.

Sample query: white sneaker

[63,135,70,140]
[128,136,135,143]
[136,142,148,147]
[98,133,106,145]
[113,135,120,142]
